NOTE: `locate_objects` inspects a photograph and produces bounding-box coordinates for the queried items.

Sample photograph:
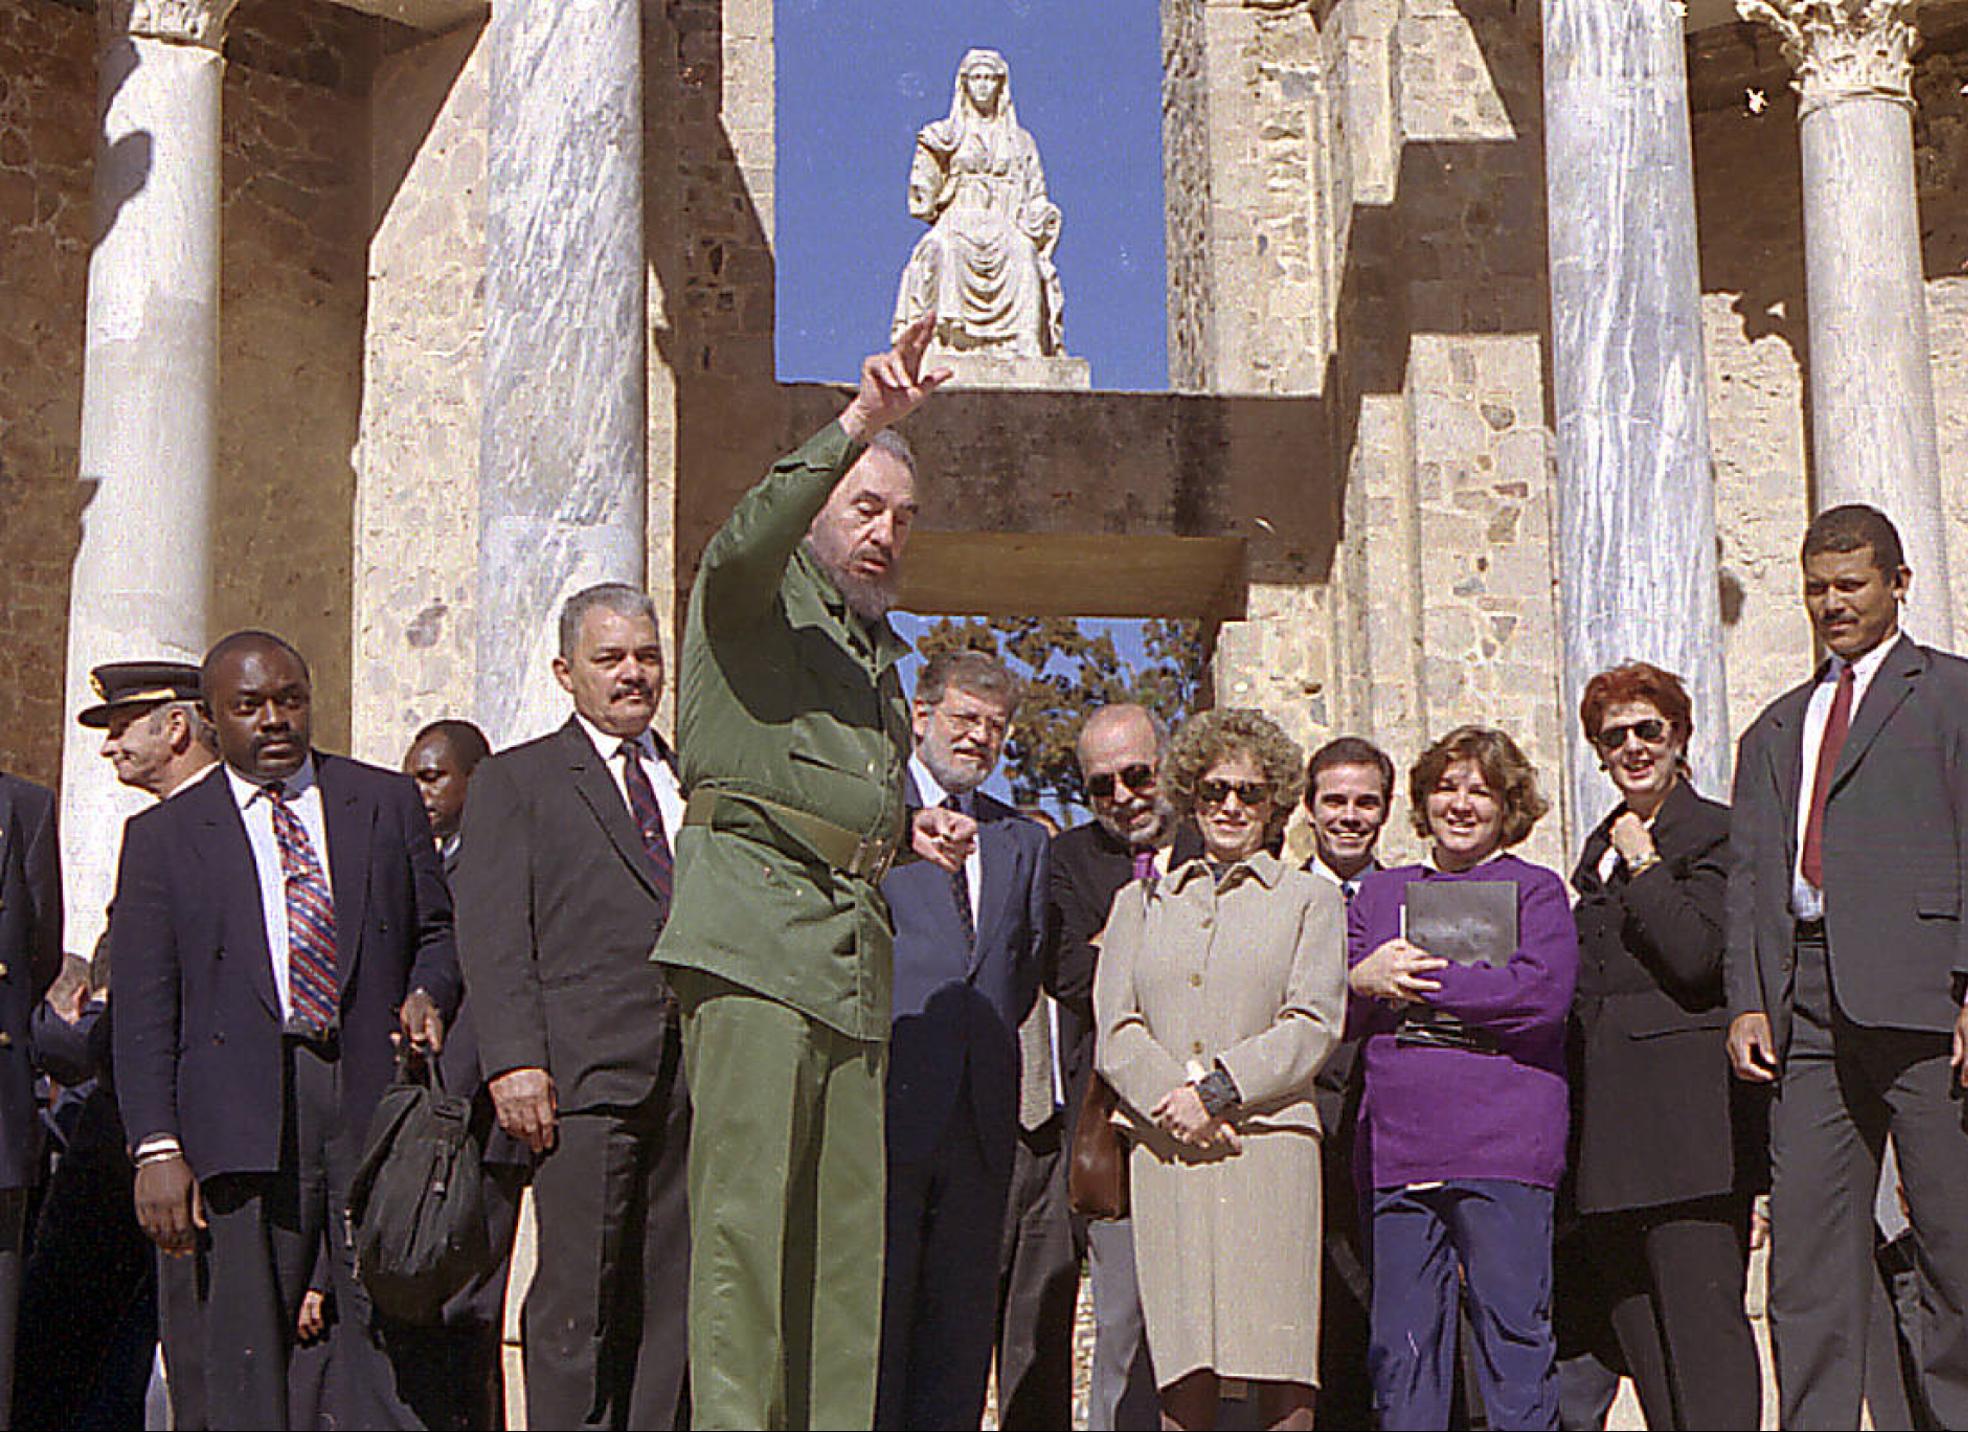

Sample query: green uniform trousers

[671,968,887,1430]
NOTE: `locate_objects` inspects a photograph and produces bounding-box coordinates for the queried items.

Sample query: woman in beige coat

[1094,709,1348,1431]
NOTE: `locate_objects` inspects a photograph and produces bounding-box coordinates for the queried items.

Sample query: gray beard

[922,746,988,796]
[805,538,897,621]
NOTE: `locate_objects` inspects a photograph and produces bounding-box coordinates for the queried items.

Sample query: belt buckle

[851,833,896,883]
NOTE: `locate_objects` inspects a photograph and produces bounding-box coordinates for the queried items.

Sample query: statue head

[959,49,1007,117]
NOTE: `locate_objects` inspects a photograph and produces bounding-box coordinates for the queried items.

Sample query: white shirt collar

[1426,846,1503,874]
[224,752,318,809]
[575,711,656,766]
[1826,629,1900,689]
[909,752,965,812]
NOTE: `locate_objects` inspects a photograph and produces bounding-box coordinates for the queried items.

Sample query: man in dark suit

[875,650,1049,1429]
[0,766,62,1425]
[1050,703,1198,1432]
[109,630,459,1429]
[1726,504,1968,1428]
[453,583,690,1431]
[1298,736,1393,1426]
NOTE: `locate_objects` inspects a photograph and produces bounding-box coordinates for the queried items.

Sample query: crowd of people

[0,319,1965,1431]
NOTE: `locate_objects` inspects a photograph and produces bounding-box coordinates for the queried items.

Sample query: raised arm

[1621,810,1730,1003]
[697,315,951,630]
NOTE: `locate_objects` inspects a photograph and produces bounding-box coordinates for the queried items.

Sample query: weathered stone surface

[1544,0,1729,842]
[479,0,646,748]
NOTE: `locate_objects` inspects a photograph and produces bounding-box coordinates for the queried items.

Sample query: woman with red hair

[1566,662,1762,1428]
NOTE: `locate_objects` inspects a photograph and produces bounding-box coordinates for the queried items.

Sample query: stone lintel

[935,353,1093,392]
[898,532,1247,620]
[102,0,241,48]
[327,0,488,33]
[1736,0,1921,109]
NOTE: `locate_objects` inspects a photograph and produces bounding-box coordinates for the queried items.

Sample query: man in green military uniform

[656,315,971,1429]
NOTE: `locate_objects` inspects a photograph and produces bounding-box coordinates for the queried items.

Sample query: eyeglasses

[1197,778,1272,809]
[936,708,1008,742]
[1594,717,1668,753]
[1085,763,1156,801]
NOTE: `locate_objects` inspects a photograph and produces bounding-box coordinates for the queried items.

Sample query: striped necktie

[619,740,675,911]
[265,782,339,1034]
[944,793,975,950]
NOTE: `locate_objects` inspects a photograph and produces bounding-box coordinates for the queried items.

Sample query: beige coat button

[1189,973,1203,987]
[1191,1039,1204,1055]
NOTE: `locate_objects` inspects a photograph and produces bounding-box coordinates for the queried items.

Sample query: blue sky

[773,0,1169,392]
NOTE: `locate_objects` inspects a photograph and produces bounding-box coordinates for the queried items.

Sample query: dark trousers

[876,1095,1014,1430]
[523,1044,691,1432]
[1769,929,1968,1429]
[1319,1132,1374,1428]
[12,1152,153,1429]
[0,1190,28,1431]
[1579,1196,1759,1429]
[157,1245,208,1428]
[418,1161,528,1431]
[1369,1179,1559,1431]
[201,1038,424,1430]
[993,1116,1078,1432]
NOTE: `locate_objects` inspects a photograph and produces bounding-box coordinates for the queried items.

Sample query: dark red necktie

[619,741,674,909]
[1801,663,1855,889]
[944,794,975,950]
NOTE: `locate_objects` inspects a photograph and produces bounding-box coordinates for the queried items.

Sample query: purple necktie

[265,783,339,1034]
[619,741,675,910]
[1131,849,1156,882]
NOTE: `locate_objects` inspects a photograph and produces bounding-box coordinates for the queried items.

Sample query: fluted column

[478,0,647,747]
[1544,0,1730,837]
[1739,0,1953,643]
[61,0,238,949]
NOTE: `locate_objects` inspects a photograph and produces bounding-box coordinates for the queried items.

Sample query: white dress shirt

[224,755,334,1022]
[1790,633,1900,920]
[908,753,983,922]
[573,712,685,839]
[1309,852,1376,903]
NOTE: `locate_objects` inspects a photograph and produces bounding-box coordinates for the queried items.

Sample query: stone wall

[0,0,373,788]
[350,19,486,765]
[0,0,93,786]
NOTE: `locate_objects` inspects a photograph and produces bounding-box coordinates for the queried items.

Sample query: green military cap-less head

[77,661,204,728]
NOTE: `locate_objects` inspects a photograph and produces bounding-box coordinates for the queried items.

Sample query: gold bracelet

[1627,851,1663,876]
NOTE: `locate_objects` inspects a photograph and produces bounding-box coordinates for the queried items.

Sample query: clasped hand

[1150,1083,1241,1154]
[1349,937,1448,1006]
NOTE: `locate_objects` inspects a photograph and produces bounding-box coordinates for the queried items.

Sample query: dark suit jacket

[453,718,679,1114]
[0,774,61,1190]
[883,787,1049,1172]
[1572,780,1763,1212]
[1047,818,1203,1126]
[435,842,528,1169]
[110,755,459,1180]
[1726,636,1968,1055]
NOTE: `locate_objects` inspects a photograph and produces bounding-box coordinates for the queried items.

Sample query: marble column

[1739,0,1954,644]
[479,0,647,747]
[61,0,238,950]
[1544,0,1730,840]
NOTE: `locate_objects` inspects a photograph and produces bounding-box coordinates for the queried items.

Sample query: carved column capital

[1736,0,1921,112]
[100,0,241,50]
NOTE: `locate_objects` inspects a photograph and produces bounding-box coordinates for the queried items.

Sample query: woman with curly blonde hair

[1094,709,1348,1430]
[1345,724,1578,1429]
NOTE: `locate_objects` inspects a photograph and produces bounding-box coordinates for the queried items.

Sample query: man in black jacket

[110,631,458,1428]
[453,584,690,1431]
[1727,505,1968,1427]
[1049,703,1199,1431]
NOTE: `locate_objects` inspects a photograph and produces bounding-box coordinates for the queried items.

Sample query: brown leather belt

[683,787,902,883]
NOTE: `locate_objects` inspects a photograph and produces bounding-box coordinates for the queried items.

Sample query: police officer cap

[77,661,204,728]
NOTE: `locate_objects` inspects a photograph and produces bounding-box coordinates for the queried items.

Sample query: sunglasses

[1594,717,1668,753]
[1197,778,1272,808]
[1086,763,1157,801]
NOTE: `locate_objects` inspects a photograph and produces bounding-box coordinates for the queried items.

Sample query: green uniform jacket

[654,420,913,1041]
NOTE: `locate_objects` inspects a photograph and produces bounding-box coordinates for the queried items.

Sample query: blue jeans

[1368,1179,1558,1430]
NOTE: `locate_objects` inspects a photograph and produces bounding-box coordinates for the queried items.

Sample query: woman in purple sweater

[1346,725,1578,1430]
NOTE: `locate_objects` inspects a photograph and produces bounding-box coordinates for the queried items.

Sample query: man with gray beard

[654,315,975,1430]
[1048,704,1200,1430]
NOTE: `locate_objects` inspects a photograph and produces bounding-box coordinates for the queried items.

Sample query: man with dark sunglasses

[1049,703,1200,1430]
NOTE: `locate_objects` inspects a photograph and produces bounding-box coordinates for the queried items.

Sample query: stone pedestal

[61,0,238,950]
[1740,0,1954,645]
[1544,0,1730,833]
[934,352,1093,391]
[479,0,646,748]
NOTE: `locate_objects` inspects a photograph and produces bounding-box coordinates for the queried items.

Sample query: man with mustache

[654,313,970,1430]
[1726,504,1968,1427]
[453,585,691,1430]
[1049,703,1199,1431]
[108,630,458,1428]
